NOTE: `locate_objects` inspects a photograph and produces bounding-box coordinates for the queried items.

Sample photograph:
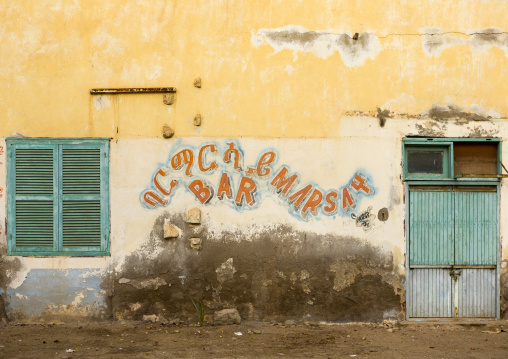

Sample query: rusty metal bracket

[500,159,508,175]
[90,87,176,94]
[90,88,177,105]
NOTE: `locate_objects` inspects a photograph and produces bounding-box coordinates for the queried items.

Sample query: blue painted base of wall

[6,269,106,321]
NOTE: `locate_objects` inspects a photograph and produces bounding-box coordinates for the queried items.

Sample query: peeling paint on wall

[103,213,402,323]
[6,269,107,321]
[469,27,508,56]
[428,104,491,121]
[378,95,503,122]
[421,27,467,57]
[421,27,508,57]
[252,26,382,67]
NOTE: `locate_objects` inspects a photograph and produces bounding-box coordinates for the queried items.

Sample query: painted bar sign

[141,141,374,220]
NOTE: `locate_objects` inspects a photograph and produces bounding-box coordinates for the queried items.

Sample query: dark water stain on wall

[102,213,402,323]
[501,260,508,319]
[414,121,447,137]
[428,105,489,122]
[264,29,321,48]
[0,246,23,321]
[470,27,508,52]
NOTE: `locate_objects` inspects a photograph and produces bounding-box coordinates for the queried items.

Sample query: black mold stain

[263,30,377,58]
[414,121,447,137]
[467,126,499,138]
[501,260,508,319]
[0,246,23,321]
[377,108,390,127]
[336,33,377,60]
[265,29,321,48]
[428,105,489,122]
[470,27,508,48]
[423,35,446,54]
[102,212,401,323]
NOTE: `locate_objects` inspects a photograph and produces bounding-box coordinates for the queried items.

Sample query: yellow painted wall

[1,0,508,139]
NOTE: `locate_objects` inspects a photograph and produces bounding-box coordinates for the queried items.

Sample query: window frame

[403,138,502,181]
[403,143,452,180]
[6,138,110,256]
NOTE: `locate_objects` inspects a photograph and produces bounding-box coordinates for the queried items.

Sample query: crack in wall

[377,31,508,38]
[253,26,508,64]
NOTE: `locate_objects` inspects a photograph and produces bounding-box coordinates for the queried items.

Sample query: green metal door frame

[405,181,501,321]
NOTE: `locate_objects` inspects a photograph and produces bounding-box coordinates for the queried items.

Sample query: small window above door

[403,138,501,181]
[406,145,450,179]
[453,142,498,176]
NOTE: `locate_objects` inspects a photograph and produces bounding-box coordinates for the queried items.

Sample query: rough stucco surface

[1,119,508,321]
[1,1,508,138]
[1,1,508,322]
[501,260,508,318]
[103,213,401,323]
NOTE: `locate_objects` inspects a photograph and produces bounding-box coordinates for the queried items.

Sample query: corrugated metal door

[454,188,497,318]
[408,186,498,319]
[408,187,453,318]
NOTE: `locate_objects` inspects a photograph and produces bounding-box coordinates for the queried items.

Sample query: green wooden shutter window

[13,146,57,250]
[62,149,101,195]
[62,201,102,247]
[15,201,54,247]
[7,139,109,256]
[15,149,54,195]
[62,148,102,249]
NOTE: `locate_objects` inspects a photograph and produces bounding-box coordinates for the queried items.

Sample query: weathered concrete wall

[1,1,508,139]
[1,1,508,322]
[2,117,508,322]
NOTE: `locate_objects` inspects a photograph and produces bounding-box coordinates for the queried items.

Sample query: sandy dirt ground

[0,320,507,358]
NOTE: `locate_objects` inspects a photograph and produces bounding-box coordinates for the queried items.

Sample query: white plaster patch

[285,65,294,75]
[71,291,85,306]
[118,277,167,290]
[15,293,28,300]
[7,260,29,289]
[420,27,508,58]
[130,302,142,311]
[469,27,508,57]
[80,268,104,279]
[94,96,111,110]
[252,25,382,67]
[420,27,467,57]
[216,258,236,284]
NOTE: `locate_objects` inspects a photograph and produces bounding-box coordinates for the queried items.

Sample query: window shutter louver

[7,139,109,256]
[14,147,56,248]
[62,148,102,249]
